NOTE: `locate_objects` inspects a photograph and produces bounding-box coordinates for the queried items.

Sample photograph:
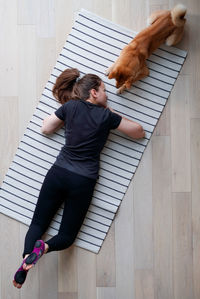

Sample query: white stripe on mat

[0,9,187,253]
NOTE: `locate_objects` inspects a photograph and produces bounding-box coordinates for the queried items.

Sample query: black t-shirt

[54,99,122,180]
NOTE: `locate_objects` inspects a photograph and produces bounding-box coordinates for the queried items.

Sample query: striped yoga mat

[0,9,187,253]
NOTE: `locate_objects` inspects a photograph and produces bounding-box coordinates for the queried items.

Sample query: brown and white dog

[105,4,186,94]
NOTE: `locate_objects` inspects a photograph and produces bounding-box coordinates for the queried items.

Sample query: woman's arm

[117,117,145,139]
[41,113,64,135]
[108,106,145,139]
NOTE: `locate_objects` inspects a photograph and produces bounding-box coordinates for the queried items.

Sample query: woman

[13,68,145,288]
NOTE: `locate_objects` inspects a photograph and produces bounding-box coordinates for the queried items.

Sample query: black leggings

[23,164,96,258]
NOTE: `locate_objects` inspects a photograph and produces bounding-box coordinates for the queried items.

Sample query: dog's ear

[108,68,121,80]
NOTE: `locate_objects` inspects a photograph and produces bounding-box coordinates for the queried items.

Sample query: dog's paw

[116,87,124,94]
[116,84,127,94]
[105,68,110,76]
[116,88,121,94]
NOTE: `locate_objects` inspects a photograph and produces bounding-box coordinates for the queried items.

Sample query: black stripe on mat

[18,144,55,165]
[77,14,186,59]
[21,140,56,159]
[3,181,38,198]
[85,216,110,228]
[64,40,176,91]
[0,201,32,220]
[88,208,114,221]
[107,137,143,154]
[59,49,170,99]
[68,33,178,81]
[28,124,142,165]
[78,13,134,39]
[92,195,119,207]
[4,173,40,191]
[75,236,101,248]
[100,166,131,181]
[0,194,34,212]
[70,26,180,76]
[104,145,140,161]
[56,56,168,105]
[98,174,129,188]
[73,20,183,69]
[53,64,167,106]
[45,82,164,113]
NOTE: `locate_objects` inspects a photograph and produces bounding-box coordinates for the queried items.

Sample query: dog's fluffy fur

[106,4,186,94]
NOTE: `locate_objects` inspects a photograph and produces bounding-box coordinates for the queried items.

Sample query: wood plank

[58,245,78,292]
[19,223,40,298]
[38,245,58,299]
[0,97,19,184]
[135,269,154,299]
[154,99,170,136]
[152,136,173,299]
[18,25,37,138]
[77,248,97,299]
[170,75,191,192]
[17,0,38,24]
[97,287,116,299]
[58,293,78,299]
[115,180,135,299]
[112,0,148,31]
[191,118,200,299]
[96,222,116,287]
[172,192,194,299]
[0,216,20,299]
[36,37,56,99]
[35,0,55,38]
[133,141,153,269]
[0,0,18,97]
[186,0,200,117]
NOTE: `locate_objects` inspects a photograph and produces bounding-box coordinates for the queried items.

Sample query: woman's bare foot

[13,279,24,289]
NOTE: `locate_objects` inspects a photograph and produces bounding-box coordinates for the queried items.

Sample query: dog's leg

[116,84,126,94]
[105,64,115,76]
[166,26,185,46]
[116,66,149,94]
[132,66,150,82]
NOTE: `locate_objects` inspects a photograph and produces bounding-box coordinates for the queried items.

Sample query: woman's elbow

[41,128,47,135]
[41,118,53,135]
[41,126,51,135]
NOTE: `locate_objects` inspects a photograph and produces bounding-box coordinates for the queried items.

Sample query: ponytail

[52,68,80,104]
[52,68,102,104]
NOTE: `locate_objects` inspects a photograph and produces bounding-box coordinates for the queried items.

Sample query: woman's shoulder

[65,99,78,105]
[62,99,80,108]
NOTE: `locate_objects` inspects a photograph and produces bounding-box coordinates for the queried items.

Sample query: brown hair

[52,68,102,104]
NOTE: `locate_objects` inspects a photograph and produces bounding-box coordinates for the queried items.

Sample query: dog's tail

[171,4,186,27]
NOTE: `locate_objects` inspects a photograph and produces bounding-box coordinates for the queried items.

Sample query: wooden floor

[0,0,199,298]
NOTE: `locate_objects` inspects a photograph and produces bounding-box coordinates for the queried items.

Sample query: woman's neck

[86,97,97,105]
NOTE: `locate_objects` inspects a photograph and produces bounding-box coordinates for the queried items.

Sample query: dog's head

[109,49,147,87]
[108,67,133,89]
